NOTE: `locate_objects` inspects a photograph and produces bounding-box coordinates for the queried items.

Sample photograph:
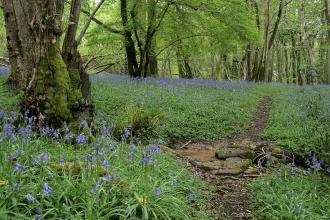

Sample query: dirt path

[175,96,273,220]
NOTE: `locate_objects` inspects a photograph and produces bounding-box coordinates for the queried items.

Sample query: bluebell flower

[2,123,15,139]
[92,177,103,193]
[128,144,137,162]
[114,150,119,157]
[154,188,161,197]
[327,167,330,173]
[40,153,49,164]
[30,156,37,165]
[42,183,53,196]
[192,172,201,177]
[150,144,161,154]
[101,126,110,137]
[84,154,94,163]
[105,175,111,182]
[109,141,115,149]
[112,174,118,180]
[288,163,295,173]
[76,134,87,144]
[26,194,35,202]
[142,150,152,166]
[12,182,18,190]
[7,152,16,162]
[64,132,74,141]
[59,155,66,164]
[35,207,43,220]
[15,163,24,173]
[292,204,301,212]
[313,162,321,171]
[79,120,88,129]
[103,159,109,169]
[305,168,312,175]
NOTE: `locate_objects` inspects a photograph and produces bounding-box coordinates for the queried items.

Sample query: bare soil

[175,96,273,220]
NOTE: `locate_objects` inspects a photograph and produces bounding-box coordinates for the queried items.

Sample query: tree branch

[156,34,210,57]
[76,0,106,45]
[64,0,123,35]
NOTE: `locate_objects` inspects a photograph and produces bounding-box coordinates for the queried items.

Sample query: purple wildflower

[64,132,74,141]
[109,141,115,149]
[288,163,295,173]
[59,155,66,164]
[30,156,37,165]
[103,159,109,169]
[114,150,119,157]
[36,207,43,220]
[42,183,53,196]
[40,153,49,164]
[52,129,60,139]
[112,174,118,180]
[305,168,312,175]
[15,163,24,173]
[105,175,111,182]
[76,134,87,144]
[26,194,35,203]
[142,150,152,166]
[154,188,161,197]
[12,182,18,190]
[192,172,201,177]
[292,204,301,213]
[7,152,16,162]
[150,144,161,154]
[92,177,103,193]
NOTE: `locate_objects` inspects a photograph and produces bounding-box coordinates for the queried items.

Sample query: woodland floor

[174,96,273,220]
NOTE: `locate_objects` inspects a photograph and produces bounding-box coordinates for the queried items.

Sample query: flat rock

[223,157,252,169]
[211,168,243,175]
[216,148,255,160]
[244,167,259,175]
[199,160,225,171]
[206,157,252,175]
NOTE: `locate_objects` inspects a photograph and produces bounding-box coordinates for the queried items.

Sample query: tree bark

[323,0,330,84]
[120,0,139,77]
[2,0,93,127]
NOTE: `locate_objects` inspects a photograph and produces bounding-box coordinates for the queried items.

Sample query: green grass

[0,135,210,219]
[251,167,330,220]
[1,74,329,219]
[261,86,330,160]
[93,76,280,143]
[0,75,211,219]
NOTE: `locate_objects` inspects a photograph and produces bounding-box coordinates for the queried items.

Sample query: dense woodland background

[1,0,330,84]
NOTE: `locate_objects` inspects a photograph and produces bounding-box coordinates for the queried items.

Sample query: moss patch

[35,44,72,122]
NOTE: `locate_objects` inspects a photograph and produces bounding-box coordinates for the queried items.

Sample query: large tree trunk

[2,0,93,127]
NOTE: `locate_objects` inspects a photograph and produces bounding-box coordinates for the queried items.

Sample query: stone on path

[215,147,255,160]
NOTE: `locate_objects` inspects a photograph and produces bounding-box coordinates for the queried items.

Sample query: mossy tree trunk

[2,0,93,127]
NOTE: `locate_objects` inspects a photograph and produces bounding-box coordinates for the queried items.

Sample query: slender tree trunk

[176,41,185,78]
[245,45,252,81]
[323,0,330,84]
[300,0,316,84]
